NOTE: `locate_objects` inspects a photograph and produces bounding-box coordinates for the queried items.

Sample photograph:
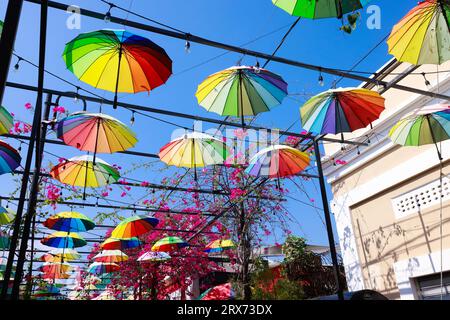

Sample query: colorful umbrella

[0,140,21,175]
[151,236,188,252]
[389,104,450,160]
[272,0,370,19]
[204,239,236,253]
[93,250,128,263]
[40,249,81,262]
[63,29,172,109]
[56,111,137,155]
[100,237,142,250]
[0,206,15,225]
[387,0,450,65]
[39,262,73,274]
[159,132,229,170]
[246,145,310,178]
[137,251,171,263]
[50,155,120,199]
[199,283,235,300]
[44,211,95,233]
[0,106,13,135]
[111,215,159,239]
[300,87,385,135]
[196,66,288,125]
[87,262,120,274]
[41,231,87,249]
[39,272,71,280]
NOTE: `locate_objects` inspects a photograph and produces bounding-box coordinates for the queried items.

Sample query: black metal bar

[0,0,24,104]
[11,1,48,299]
[23,0,450,102]
[313,139,344,300]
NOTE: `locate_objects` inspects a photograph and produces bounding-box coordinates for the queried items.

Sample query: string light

[14,57,23,72]
[130,110,135,126]
[185,33,191,54]
[318,68,324,87]
[74,87,80,104]
[422,72,431,87]
[104,4,114,23]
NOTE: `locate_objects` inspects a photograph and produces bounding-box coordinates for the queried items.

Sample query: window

[415,271,450,300]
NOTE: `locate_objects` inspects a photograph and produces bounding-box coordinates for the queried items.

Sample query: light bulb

[185,41,191,54]
[104,11,111,23]
[318,75,324,86]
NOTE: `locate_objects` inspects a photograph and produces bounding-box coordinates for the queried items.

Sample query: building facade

[323,60,450,300]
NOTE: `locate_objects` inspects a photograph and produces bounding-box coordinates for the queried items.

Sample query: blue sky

[0,0,419,258]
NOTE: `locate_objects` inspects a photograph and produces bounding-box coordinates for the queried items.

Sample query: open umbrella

[272,0,370,19]
[137,251,171,263]
[39,262,73,275]
[56,112,138,161]
[0,106,13,135]
[199,283,235,300]
[204,239,236,253]
[93,250,128,263]
[50,155,120,199]
[151,236,188,252]
[100,237,142,250]
[300,87,385,136]
[389,104,450,160]
[87,262,120,275]
[39,272,71,280]
[196,66,288,125]
[63,29,172,109]
[40,249,81,262]
[0,206,14,225]
[246,145,310,178]
[44,211,95,233]
[0,140,21,175]
[111,215,159,239]
[387,0,450,65]
[41,231,87,249]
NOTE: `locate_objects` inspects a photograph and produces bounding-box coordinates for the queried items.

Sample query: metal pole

[313,139,345,300]
[10,0,48,300]
[0,0,24,104]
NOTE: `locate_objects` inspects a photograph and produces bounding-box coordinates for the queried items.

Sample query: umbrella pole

[93,118,101,165]
[83,157,89,200]
[113,43,123,110]
[239,70,245,127]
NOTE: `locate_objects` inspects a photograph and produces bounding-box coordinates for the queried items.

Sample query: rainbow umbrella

[389,104,450,160]
[199,283,234,300]
[0,140,21,175]
[40,249,81,262]
[0,206,15,225]
[137,251,171,263]
[196,66,288,125]
[39,262,73,274]
[246,145,310,178]
[111,215,159,239]
[41,231,87,249]
[63,29,172,109]
[151,236,188,252]
[272,0,370,19]
[100,237,142,250]
[50,155,120,199]
[159,132,229,178]
[56,112,137,156]
[387,0,450,65]
[93,250,128,263]
[204,239,236,253]
[0,106,13,135]
[87,262,120,275]
[44,211,95,233]
[300,87,385,135]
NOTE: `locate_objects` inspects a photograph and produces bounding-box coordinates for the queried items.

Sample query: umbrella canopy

[56,111,138,154]
[0,106,13,135]
[196,66,287,124]
[159,132,229,168]
[50,155,120,188]
[199,283,234,300]
[87,262,120,274]
[40,249,81,262]
[389,104,450,159]
[300,87,385,134]
[39,262,73,274]
[0,206,15,225]
[387,0,450,65]
[246,145,310,178]
[93,250,128,263]
[41,231,87,249]
[137,251,171,263]
[100,237,142,250]
[0,140,21,175]
[39,272,71,280]
[151,236,188,252]
[63,29,172,108]
[111,215,159,239]
[272,0,370,19]
[44,211,96,233]
[204,239,236,253]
